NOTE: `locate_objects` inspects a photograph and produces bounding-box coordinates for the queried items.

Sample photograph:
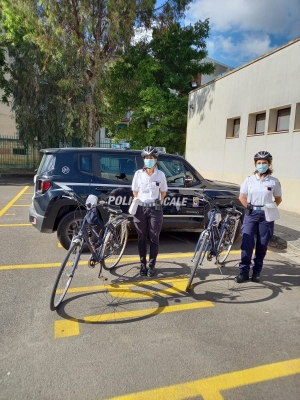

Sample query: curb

[0,173,35,179]
[270,234,300,256]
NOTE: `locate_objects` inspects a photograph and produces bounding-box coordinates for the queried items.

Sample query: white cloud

[207,33,275,64]
[186,0,300,66]
[187,0,300,38]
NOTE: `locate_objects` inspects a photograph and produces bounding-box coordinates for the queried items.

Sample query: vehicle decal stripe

[163,215,203,218]
[53,181,239,192]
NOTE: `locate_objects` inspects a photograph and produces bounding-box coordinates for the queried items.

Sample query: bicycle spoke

[100,221,128,270]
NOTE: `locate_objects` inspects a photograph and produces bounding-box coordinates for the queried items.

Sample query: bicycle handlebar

[62,190,127,216]
[193,191,242,214]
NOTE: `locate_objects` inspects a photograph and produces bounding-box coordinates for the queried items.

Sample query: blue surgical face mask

[144,159,155,168]
[256,164,268,174]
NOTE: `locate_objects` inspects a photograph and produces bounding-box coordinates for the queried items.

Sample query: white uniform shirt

[132,168,168,202]
[240,174,282,206]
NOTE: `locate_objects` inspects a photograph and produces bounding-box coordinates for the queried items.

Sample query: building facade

[186,37,300,213]
[0,90,16,138]
[201,57,234,85]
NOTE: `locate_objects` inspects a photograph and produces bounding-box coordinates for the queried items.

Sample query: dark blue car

[29,147,242,249]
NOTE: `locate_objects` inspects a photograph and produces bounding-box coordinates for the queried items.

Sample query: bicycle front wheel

[186,231,209,292]
[50,241,82,310]
[216,216,240,264]
[100,221,128,270]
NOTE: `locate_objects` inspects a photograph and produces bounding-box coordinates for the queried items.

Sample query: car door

[90,151,138,223]
[157,156,206,231]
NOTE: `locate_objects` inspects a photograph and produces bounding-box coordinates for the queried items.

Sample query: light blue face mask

[144,159,155,168]
[256,164,268,174]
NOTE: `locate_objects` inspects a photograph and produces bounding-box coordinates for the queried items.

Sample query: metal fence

[0,136,42,169]
[0,136,114,170]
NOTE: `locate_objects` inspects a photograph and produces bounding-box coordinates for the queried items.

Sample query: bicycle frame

[68,211,126,278]
[186,191,243,292]
[192,208,222,262]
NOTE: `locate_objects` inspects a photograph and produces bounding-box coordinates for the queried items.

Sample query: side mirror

[184,175,193,187]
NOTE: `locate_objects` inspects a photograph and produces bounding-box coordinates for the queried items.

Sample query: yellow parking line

[0,186,29,217]
[10,204,31,207]
[106,358,300,400]
[0,250,274,271]
[0,254,193,270]
[0,224,31,227]
[54,301,214,338]
[56,276,188,295]
[54,319,80,338]
[84,301,214,323]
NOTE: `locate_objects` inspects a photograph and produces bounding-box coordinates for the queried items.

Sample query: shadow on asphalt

[55,256,300,325]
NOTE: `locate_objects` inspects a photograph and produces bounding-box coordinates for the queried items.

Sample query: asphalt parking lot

[0,183,300,400]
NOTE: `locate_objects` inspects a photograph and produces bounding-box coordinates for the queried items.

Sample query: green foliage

[103,20,214,154]
[0,0,194,147]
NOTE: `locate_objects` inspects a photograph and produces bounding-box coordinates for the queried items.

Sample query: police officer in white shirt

[235,151,282,283]
[132,146,168,277]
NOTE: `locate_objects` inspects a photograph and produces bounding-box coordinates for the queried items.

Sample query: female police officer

[132,146,168,277]
[235,151,282,283]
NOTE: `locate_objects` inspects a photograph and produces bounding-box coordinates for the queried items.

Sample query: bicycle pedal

[99,275,108,281]
[88,256,97,268]
[207,253,213,261]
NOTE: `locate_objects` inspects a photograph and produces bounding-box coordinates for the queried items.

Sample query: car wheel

[57,210,103,251]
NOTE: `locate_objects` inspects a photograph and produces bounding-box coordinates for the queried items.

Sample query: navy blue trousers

[133,205,163,268]
[239,211,274,275]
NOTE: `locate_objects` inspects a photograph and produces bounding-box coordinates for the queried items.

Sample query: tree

[102,21,214,154]
[0,0,194,146]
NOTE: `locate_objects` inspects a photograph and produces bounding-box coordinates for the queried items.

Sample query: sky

[184,0,300,68]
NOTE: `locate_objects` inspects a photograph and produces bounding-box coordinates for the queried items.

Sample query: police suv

[29,147,243,250]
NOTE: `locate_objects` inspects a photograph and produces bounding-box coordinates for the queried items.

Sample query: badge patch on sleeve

[193,197,199,207]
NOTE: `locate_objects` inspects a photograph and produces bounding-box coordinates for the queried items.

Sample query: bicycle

[186,192,243,292]
[50,190,129,310]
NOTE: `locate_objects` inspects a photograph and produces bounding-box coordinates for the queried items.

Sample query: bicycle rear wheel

[50,241,82,310]
[100,221,128,270]
[216,216,240,264]
[186,231,209,292]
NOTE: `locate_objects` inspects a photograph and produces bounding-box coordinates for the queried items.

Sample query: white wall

[186,38,300,213]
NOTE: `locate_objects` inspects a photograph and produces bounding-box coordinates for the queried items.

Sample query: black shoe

[147,267,155,277]
[251,274,260,283]
[234,274,249,283]
[140,265,147,276]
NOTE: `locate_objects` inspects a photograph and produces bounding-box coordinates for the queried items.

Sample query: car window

[157,157,195,185]
[79,154,93,174]
[37,154,56,175]
[98,155,137,182]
